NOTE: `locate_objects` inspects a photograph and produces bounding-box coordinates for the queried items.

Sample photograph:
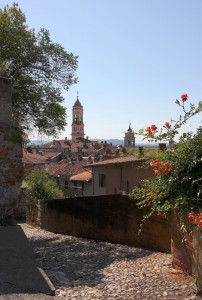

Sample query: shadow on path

[0,225,54,296]
[26,228,154,289]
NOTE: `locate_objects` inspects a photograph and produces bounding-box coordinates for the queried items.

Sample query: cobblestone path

[21,224,201,300]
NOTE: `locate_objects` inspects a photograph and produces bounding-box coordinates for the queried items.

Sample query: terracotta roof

[47,160,88,177]
[41,140,118,156]
[42,151,62,160]
[86,155,145,167]
[70,171,92,182]
[22,149,49,165]
[41,141,55,148]
[42,140,70,149]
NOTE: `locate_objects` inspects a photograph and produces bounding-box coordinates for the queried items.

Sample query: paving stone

[20,223,199,300]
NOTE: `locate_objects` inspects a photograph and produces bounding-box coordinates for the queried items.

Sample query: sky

[1,0,202,143]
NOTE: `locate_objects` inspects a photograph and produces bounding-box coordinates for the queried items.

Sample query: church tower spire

[71,94,85,143]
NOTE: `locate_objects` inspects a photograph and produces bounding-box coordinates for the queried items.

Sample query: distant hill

[28,140,50,146]
[92,139,160,148]
[28,138,161,148]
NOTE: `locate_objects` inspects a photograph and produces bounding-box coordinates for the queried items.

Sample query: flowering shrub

[139,94,202,147]
[150,160,173,175]
[130,95,202,232]
[145,125,158,138]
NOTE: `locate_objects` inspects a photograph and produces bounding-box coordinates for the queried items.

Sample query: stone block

[0,78,24,218]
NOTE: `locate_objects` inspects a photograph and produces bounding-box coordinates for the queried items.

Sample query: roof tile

[22,149,49,165]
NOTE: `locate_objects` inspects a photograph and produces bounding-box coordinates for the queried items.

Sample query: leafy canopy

[24,169,63,202]
[0,3,78,136]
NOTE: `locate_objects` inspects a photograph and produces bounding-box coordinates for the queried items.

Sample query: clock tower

[71,95,85,142]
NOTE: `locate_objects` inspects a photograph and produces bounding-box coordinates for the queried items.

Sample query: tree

[24,169,63,202]
[0,3,78,136]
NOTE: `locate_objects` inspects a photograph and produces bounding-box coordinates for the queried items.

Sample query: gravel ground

[20,223,201,300]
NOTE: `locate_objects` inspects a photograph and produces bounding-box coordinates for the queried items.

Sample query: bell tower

[71,94,85,143]
[124,122,135,147]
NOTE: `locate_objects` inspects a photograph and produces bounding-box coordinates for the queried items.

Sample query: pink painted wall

[106,162,154,194]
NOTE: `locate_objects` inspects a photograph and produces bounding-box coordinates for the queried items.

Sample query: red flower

[188,211,200,225]
[164,122,171,128]
[181,94,188,102]
[188,211,196,218]
[150,160,172,175]
[145,126,152,133]
[157,161,172,175]
[154,169,161,175]
[198,219,202,228]
[150,160,159,167]
[145,126,153,137]
[151,124,157,131]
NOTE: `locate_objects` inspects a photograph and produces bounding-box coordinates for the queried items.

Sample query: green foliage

[24,169,63,202]
[130,127,202,215]
[133,148,146,158]
[119,151,127,157]
[0,3,78,136]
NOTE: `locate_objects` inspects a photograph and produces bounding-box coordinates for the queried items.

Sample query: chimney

[138,146,144,156]
[27,147,33,154]
[159,143,167,151]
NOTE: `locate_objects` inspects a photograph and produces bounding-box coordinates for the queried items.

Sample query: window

[99,174,106,187]
[73,181,77,190]
[65,181,68,189]
[125,180,129,193]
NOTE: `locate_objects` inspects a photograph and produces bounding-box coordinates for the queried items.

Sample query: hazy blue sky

[1,0,202,142]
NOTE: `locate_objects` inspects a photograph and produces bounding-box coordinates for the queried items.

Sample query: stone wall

[192,227,202,293]
[171,211,192,275]
[27,194,171,252]
[0,78,24,219]
[171,211,202,293]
